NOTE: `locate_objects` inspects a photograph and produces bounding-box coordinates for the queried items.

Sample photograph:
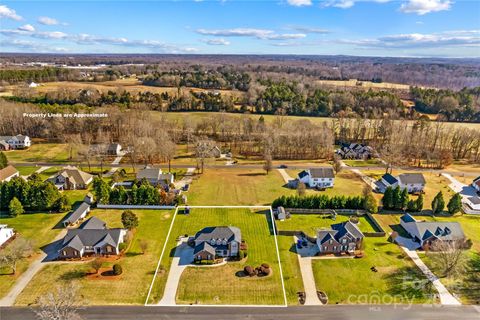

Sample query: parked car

[279,164,288,169]
[182,184,190,191]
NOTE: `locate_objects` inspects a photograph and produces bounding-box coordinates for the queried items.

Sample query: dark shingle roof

[61,228,123,250]
[398,173,426,185]
[64,202,90,225]
[193,242,216,255]
[298,170,309,179]
[382,173,398,185]
[79,216,106,230]
[400,213,416,223]
[401,214,465,242]
[194,226,241,243]
[309,167,334,179]
[317,221,364,245]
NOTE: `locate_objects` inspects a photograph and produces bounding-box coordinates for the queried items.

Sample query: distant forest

[1,54,479,122]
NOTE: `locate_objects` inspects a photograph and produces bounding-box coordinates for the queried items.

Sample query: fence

[96,204,176,210]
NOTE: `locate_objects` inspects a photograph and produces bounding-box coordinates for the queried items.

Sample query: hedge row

[272,194,366,210]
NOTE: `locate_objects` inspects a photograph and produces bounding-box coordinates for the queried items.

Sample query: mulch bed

[85,267,122,280]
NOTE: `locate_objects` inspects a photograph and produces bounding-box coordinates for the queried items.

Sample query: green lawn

[187,168,293,206]
[375,213,480,304]
[5,144,70,164]
[0,212,64,298]
[343,159,383,167]
[149,207,285,305]
[38,166,61,181]
[15,209,174,305]
[16,166,39,176]
[312,237,435,304]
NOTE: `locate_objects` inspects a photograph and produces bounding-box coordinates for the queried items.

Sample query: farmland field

[15,209,174,305]
[149,207,285,305]
[5,144,70,164]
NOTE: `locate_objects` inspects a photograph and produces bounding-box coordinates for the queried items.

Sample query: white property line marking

[145,205,288,307]
[269,206,289,307]
[144,206,179,306]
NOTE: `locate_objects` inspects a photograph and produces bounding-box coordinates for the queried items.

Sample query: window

[106,246,112,253]
[329,240,333,244]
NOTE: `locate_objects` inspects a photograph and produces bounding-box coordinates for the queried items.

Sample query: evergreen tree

[382,187,393,210]
[399,188,409,211]
[447,193,462,215]
[406,199,417,212]
[364,193,378,214]
[415,193,424,212]
[431,191,445,214]
[9,197,24,217]
[0,152,7,169]
[93,177,110,204]
[392,186,401,210]
[121,210,139,230]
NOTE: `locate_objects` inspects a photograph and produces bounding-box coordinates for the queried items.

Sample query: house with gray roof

[192,226,241,261]
[58,217,126,259]
[0,135,31,149]
[49,166,94,190]
[62,202,90,227]
[400,213,465,249]
[136,167,174,187]
[377,173,426,194]
[316,221,364,254]
[298,167,335,189]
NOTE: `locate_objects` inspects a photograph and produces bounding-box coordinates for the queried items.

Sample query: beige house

[50,166,94,190]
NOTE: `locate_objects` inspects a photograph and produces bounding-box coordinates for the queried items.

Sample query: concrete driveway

[157,238,194,306]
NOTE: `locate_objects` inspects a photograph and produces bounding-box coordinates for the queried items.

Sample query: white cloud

[0,39,68,52]
[18,24,35,32]
[400,0,451,15]
[201,38,231,45]
[0,5,22,20]
[287,0,313,6]
[322,0,356,8]
[290,26,330,34]
[196,28,306,40]
[38,16,60,25]
[339,30,480,49]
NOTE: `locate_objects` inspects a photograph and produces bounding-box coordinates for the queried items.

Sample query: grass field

[16,166,38,176]
[0,212,64,298]
[15,209,174,305]
[149,207,285,305]
[312,237,435,304]
[343,159,383,167]
[38,166,61,181]
[5,144,70,164]
[187,168,293,206]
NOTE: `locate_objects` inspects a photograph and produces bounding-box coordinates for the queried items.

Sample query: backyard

[4,143,70,164]
[149,207,285,305]
[14,209,174,305]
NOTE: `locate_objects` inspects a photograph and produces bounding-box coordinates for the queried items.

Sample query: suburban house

[192,226,242,261]
[298,167,335,189]
[335,143,374,159]
[84,193,94,205]
[49,166,94,190]
[62,202,91,227]
[472,177,480,193]
[0,135,31,149]
[0,140,9,151]
[399,213,466,249]
[107,143,122,156]
[211,146,222,158]
[378,173,426,193]
[316,221,364,254]
[0,165,19,183]
[58,217,126,259]
[0,225,15,247]
[136,167,174,187]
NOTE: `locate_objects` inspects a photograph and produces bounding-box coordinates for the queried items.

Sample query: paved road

[1,305,479,320]
[11,162,479,177]
[400,246,461,306]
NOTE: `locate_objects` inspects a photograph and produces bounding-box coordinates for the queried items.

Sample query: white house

[0,165,19,183]
[0,225,15,247]
[379,173,426,194]
[298,167,335,188]
[136,167,174,186]
[0,135,31,149]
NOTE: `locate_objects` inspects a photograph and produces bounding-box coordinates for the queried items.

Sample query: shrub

[238,250,245,260]
[260,266,271,276]
[261,263,270,269]
[244,265,255,276]
[118,243,127,252]
[121,210,139,230]
[90,259,103,274]
[112,264,123,275]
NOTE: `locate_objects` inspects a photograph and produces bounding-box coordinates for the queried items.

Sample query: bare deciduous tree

[139,239,148,254]
[34,283,83,320]
[426,240,467,277]
[0,237,33,275]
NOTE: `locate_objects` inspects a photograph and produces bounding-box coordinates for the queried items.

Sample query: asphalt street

[1,305,479,320]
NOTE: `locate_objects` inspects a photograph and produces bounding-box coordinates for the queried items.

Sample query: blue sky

[0,0,479,57]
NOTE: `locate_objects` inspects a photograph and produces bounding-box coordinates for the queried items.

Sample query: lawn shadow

[384,265,435,301]
[41,238,63,262]
[237,173,265,177]
[58,269,85,281]
[125,252,142,257]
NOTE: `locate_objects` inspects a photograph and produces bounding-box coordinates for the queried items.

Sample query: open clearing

[187,168,293,206]
[149,207,285,305]
[5,144,70,164]
[15,209,174,305]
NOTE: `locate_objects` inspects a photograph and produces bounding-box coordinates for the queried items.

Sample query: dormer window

[210,239,216,245]
[216,239,222,245]
[222,239,227,245]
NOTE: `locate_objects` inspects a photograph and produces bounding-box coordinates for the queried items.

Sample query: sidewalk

[277,169,293,184]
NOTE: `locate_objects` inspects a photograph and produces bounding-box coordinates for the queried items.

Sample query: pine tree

[399,188,409,211]
[9,197,24,217]
[432,191,445,214]
[415,193,424,212]
[382,187,393,210]
[392,186,401,210]
[447,193,462,215]
[364,193,378,214]
[0,152,7,169]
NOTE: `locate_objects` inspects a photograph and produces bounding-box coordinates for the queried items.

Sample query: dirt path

[277,169,293,184]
